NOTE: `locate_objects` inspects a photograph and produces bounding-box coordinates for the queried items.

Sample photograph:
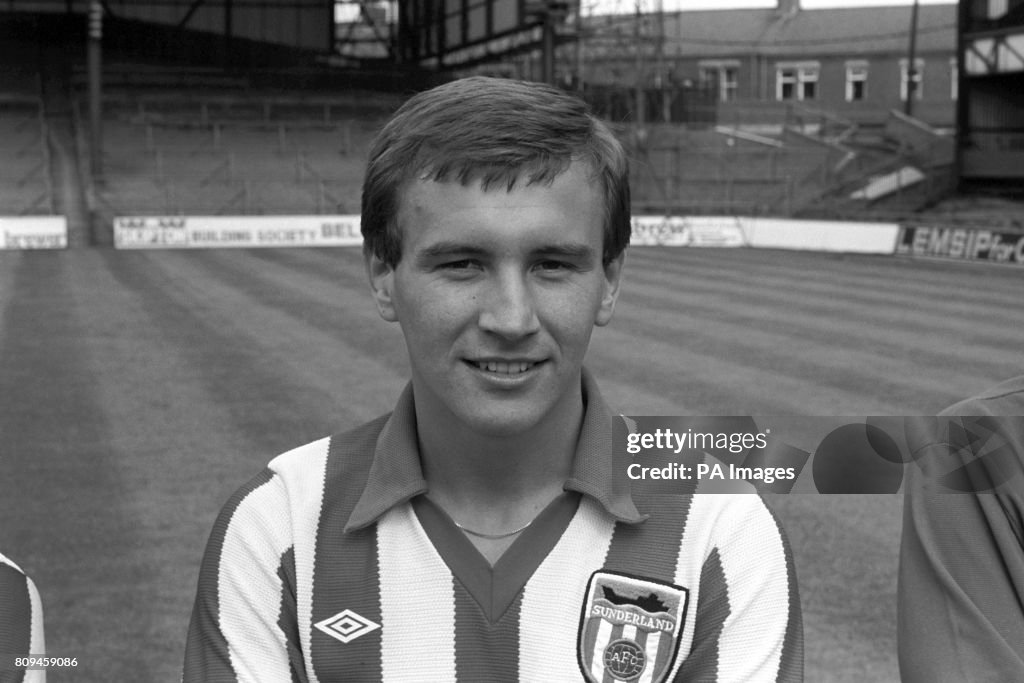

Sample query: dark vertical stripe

[310,425,386,682]
[453,580,521,683]
[0,562,32,667]
[412,493,579,623]
[276,546,307,683]
[673,548,728,682]
[602,494,692,583]
[599,495,691,682]
[184,467,275,683]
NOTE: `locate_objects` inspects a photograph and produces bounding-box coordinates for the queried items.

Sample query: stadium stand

[0,28,54,217]
[0,95,53,216]
[627,120,851,216]
[621,94,972,222]
[795,110,959,222]
[77,89,397,221]
[78,77,955,224]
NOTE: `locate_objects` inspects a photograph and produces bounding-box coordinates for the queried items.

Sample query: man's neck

[413,391,584,530]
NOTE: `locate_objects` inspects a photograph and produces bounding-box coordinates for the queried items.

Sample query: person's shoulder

[635,491,781,543]
[941,376,1024,417]
[217,412,393,521]
[693,491,777,525]
[0,550,40,614]
[0,551,26,575]
[0,552,35,590]
[267,412,392,477]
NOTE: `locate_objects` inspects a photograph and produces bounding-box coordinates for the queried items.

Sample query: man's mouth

[470,360,539,375]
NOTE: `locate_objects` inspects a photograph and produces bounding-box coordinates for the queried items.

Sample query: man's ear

[595,251,625,327]
[365,251,398,322]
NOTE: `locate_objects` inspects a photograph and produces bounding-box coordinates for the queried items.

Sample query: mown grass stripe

[632,248,1023,303]
[138,249,407,426]
[621,275,1024,359]
[626,250,1022,330]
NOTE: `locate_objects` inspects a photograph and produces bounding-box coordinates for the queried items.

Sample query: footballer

[898,376,1024,682]
[1,551,46,683]
[184,76,802,682]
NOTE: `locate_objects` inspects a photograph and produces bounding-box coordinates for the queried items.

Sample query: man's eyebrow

[414,241,487,261]
[534,244,596,260]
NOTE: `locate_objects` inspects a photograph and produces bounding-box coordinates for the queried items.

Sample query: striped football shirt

[185,372,801,682]
[0,552,46,683]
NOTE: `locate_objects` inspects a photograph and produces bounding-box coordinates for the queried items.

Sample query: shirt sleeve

[183,469,307,683]
[0,552,46,683]
[676,495,803,683]
[898,413,1024,683]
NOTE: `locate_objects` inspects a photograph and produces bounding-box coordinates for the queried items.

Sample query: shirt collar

[344,368,646,533]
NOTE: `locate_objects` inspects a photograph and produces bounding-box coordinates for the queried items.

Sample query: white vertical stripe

[269,437,331,683]
[674,495,791,682]
[25,575,46,683]
[518,498,616,683]
[713,496,790,681]
[377,505,457,682]
[218,474,296,682]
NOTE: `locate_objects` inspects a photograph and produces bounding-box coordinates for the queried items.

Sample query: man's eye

[536,260,571,272]
[441,260,479,271]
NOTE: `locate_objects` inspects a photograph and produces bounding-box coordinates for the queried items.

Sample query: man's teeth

[477,361,534,374]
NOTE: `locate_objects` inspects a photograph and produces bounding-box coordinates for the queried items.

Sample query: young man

[898,376,1024,682]
[184,77,801,682]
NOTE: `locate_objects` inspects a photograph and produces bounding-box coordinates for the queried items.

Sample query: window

[776,62,819,101]
[777,67,796,100]
[845,61,869,101]
[900,58,925,101]
[987,0,1009,19]
[698,61,740,102]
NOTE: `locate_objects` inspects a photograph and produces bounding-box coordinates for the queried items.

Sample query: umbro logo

[314,609,380,644]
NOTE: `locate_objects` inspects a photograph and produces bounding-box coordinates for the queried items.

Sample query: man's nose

[477,269,541,339]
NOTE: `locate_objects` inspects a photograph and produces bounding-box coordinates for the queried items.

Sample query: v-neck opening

[411,492,581,624]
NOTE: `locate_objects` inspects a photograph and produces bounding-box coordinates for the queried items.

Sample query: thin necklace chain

[453,518,534,540]
[444,494,564,540]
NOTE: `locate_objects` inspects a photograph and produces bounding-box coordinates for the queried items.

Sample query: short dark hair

[361,76,630,267]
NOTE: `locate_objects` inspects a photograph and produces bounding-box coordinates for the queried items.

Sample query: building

[572,0,957,130]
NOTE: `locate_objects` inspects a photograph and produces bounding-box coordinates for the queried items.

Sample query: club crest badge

[577,571,689,683]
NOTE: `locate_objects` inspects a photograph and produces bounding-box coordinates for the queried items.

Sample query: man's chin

[449,405,552,440]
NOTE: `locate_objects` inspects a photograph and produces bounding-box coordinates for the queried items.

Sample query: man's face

[367,162,623,438]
